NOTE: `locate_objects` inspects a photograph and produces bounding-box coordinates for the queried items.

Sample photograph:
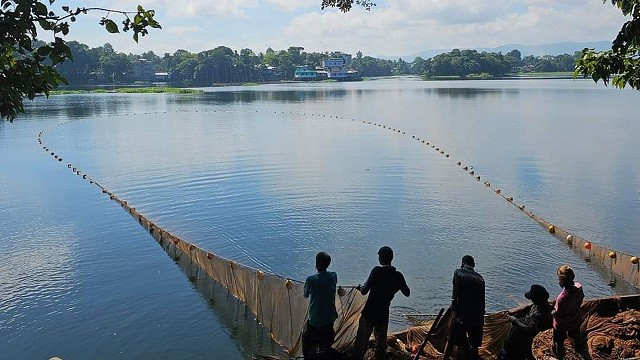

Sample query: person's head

[524,284,550,305]
[377,246,393,265]
[557,265,575,288]
[461,255,475,268]
[316,252,331,272]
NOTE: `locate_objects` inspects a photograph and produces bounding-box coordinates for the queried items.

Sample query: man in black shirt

[352,246,410,360]
[444,255,485,360]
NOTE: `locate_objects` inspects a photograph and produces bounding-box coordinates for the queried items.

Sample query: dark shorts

[450,319,484,348]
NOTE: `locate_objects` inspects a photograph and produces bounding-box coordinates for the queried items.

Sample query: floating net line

[37,108,639,358]
[343,116,640,291]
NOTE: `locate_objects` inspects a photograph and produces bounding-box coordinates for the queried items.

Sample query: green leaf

[36,46,51,56]
[38,19,52,30]
[104,19,119,33]
[35,2,48,16]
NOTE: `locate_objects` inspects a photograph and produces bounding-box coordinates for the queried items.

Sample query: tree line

[56,42,584,86]
[410,49,579,78]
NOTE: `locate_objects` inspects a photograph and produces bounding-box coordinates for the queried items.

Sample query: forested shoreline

[56,41,581,87]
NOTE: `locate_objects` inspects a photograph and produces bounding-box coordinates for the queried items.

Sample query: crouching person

[302,252,338,359]
[500,284,552,360]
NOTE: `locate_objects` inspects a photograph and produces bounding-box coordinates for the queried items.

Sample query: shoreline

[44,72,578,95]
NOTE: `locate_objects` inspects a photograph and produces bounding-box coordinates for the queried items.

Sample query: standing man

[302,252,338,359]
[552,265,586,360]
[444,255,485,360]
[352,246,411,360]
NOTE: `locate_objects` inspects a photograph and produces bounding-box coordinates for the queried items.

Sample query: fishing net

[113,197,368,356]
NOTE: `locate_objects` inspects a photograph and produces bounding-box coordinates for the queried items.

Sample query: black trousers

[552,327,583,360]
[302,322,336,360]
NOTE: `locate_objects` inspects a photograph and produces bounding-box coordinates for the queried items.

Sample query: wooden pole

[412,307,445,360]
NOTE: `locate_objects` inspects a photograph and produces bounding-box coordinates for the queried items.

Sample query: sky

[49,0,628,57]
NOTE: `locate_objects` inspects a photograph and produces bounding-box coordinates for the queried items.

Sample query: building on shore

[154,72,171,82]
[294,53,360,81]
[132,59,155,82]
[260,65,285,82]
[294,66,318,81]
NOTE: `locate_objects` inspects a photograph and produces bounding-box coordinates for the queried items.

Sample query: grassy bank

[507,71,575,78]
[49,87,204,95]
[113,87,204,94]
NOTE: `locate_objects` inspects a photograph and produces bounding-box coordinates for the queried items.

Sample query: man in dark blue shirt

[302,252,338,359]
[444,255,485,360]
[352,246,410,360]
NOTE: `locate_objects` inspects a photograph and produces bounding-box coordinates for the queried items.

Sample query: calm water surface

[2,78,639,359]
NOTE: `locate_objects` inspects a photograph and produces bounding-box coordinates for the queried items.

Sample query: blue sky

[50,0,628,57]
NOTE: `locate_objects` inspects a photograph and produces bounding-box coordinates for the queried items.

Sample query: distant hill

[381,41,612,61]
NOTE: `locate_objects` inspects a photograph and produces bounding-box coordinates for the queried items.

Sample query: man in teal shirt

[302,252,338,359]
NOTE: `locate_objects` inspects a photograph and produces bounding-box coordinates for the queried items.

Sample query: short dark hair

[378,246,394,265]
[461,255,475,267]
[316,252,331,271]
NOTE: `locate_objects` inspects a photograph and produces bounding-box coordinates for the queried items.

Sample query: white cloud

[109,0,259,17]
[279,0,627,56]
[265,0,317,12]
[62,0,628,57]
[165,25,202,34]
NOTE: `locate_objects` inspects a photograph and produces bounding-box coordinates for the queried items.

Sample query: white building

[132,59,154,81]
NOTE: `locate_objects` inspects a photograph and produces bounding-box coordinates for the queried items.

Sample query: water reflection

[0,225,77,342]
[428,87,517,99]
[190,89,351,104]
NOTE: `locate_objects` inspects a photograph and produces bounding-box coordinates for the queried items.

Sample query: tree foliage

[0,0,160,121]
[55,40,582,86]
[575,0,640,90]
[320,0,376,12]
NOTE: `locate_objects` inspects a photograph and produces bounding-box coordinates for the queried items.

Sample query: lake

[1,77,639,359]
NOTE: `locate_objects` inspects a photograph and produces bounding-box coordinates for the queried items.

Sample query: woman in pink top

[552,265,586,360]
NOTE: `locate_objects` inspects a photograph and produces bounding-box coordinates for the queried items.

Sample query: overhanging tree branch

[1,1,161,121]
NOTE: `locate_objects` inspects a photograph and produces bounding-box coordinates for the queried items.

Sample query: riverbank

[425,71,575,81]
[46,72,579,96]
[49,87,204,95]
